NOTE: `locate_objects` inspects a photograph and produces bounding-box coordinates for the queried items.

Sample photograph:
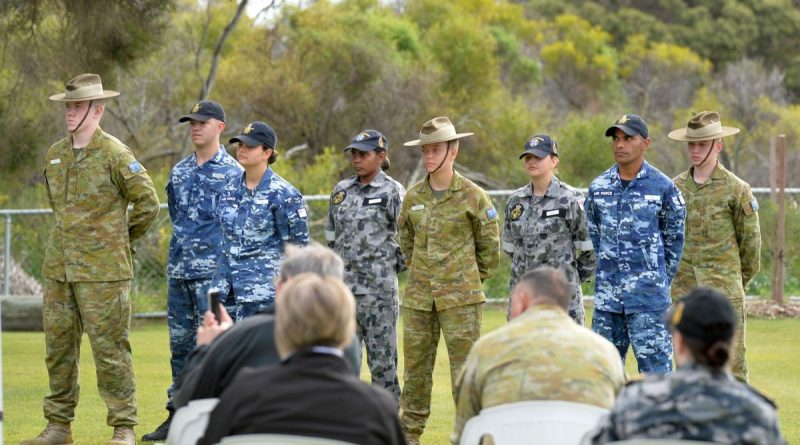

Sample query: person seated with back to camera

[584,287,786,445]
[198,273,406,445]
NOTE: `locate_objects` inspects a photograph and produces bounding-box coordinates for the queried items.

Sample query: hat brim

[229,135,264,147]
[179,113,213,123]
[48,90,120,102]
[667,126,740,142]
[605,124,643,138]
[345,142,380,152]
[519,148,553,159]
[403,132,474,147]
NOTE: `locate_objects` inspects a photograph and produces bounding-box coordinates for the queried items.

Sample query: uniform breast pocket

[407,208,427,233]
[357,197,389,226]
[245,204,275,240]
[634,197,662,224]
[535,208,569,240]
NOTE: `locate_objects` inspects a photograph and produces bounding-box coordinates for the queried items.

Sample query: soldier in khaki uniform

[398,116,500,445]
[451,267,623,445]
[668,111,761,382]
[23,74,160,445]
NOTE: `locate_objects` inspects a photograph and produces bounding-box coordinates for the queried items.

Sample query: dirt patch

[747,299,800,318]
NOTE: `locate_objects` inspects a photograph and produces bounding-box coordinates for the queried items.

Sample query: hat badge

[355,132,369,142]
[617,115,629,124]
[243,123,254,134]
[529,136,542,146]
[192,103,201,113]
[671,301,685,326]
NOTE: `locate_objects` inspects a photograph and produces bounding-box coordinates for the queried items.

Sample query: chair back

[166,398,220,445]
[459,400,608,445]
[220,434,358,445]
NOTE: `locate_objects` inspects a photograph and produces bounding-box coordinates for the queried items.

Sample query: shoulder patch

[297,208,308,218]
[332,190,346,205]
[509,203,524,221]
[486,207,498,221]
[750,197,759,212]
[128,161,144,174]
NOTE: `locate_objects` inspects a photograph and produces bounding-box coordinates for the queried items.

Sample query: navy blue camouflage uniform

[164,146,241,410]
[585,160,685,374]
[213,168,309,320]
[326,169,406,400]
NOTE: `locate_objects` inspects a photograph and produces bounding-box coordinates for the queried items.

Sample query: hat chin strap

[70,100,93,134]
[431,142,451,174]
[697,138,717,167]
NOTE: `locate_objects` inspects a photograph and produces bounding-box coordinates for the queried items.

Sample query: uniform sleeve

[113,153,160,243]
[502,198,515,256]
[450,349,482,445]
[398,194,414,269]
[275,191,310,248]
[571,192,595,282]
[472,191,500,282]
[166,176,177,223]
[325,189,337,248]
[584,187,601,258]
[391,184,408,273]
[661,183,686,282]
[734,185,761,288]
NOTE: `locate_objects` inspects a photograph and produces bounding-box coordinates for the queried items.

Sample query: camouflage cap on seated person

[667,287,736,344]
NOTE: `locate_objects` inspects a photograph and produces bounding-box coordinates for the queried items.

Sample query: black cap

[519,134,558,159]
[229,121,277,149]
[179,100,225,123]
[605,114,648,138]
[667,287,736,345]
[345,129,388,152]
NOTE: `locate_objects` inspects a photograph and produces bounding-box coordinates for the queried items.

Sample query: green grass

[4,306,798,445]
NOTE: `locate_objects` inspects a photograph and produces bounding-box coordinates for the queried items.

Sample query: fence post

[772,135,786,304]
[3,214,10,296]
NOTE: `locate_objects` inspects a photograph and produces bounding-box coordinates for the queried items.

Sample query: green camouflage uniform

[397,170,500,440]
[450,304,624,444]
[42,127,160,427]
[672,162,760,382]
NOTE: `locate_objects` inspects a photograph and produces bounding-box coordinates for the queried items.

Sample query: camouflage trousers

[400,303,482,437]
[43,279,137,427]
[355,293,400,402]
[164,277,213,410]
[592,308,673,375]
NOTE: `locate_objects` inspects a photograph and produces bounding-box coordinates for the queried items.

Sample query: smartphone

[207,288,222,324]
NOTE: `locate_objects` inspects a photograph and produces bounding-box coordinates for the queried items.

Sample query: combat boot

[141,410,173,441]
[19,422,73,445]
[108,427,136,445]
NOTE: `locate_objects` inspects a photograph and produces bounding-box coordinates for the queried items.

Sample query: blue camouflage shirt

[584,160,685,313]
[167,147,242,279]
[212,168,309,307]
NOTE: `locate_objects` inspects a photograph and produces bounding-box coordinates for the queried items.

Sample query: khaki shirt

[451,304,625,444]
[43,127,160,282]
[398,171,500,311]
[672,162,761,300]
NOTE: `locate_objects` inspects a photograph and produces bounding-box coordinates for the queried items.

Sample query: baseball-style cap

[179,100,225,123]
[605,114,648,138]
[229,121,277,149]
[667,287,736,344]
[346,129,388,152]
[519,134,559,159]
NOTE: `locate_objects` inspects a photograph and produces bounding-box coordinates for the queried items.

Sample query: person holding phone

[325,129,405,401]
[212,121,309,320]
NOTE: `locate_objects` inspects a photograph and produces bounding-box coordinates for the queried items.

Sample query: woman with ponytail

[585,287,786,444]
[324,129,406,401]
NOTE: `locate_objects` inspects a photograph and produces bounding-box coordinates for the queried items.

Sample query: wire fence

[2,188,799,315]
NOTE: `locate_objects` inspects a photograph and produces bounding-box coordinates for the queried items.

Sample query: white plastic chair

[459,400,609,445]
[166,398,220,445]
[219,434,358,445]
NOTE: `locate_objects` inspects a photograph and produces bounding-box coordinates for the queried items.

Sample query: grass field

[4,305,799,445]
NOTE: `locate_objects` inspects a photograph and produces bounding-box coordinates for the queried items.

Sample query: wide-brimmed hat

[49,73,120,102]
[668,111,740,142]
[403,116,473,147]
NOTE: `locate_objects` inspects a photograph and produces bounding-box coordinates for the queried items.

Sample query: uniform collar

[686,162,728,189]
[522,176,561,198]
[241,167,274,191]
[514,303,571,322]
[209,145,228,164]
[349,170,387,188]
[610,160,651,184]
[424,169,465,195]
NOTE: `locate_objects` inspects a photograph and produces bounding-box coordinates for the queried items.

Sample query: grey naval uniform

[586,362,786,445]
[326,170,406,400]
[503,177,595,324]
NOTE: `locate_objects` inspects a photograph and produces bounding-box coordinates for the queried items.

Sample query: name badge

[256,199,269,205]
[411,204,425,211]
[542,209,566,218]
[645,194,660,201]
[50,159,61,165]
[363,197,387,206]
[212,173,226,179]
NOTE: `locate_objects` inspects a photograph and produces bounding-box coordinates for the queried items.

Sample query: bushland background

[1,0,799,308]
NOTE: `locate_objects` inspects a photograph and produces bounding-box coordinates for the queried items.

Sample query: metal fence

[3,188,799,314]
